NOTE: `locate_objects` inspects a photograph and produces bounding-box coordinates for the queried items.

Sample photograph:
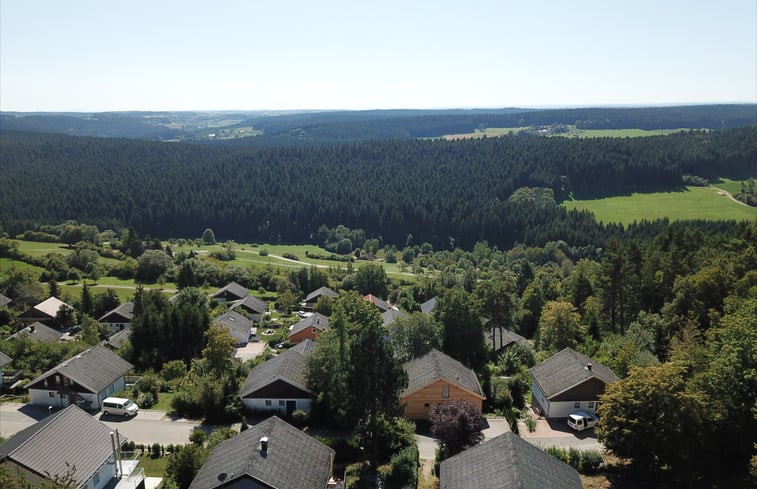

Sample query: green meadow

[563,186,756,225]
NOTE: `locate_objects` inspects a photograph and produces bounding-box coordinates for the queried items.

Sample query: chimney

[586,363,593,372]
[260,436,268,454]
[30,324,35,333]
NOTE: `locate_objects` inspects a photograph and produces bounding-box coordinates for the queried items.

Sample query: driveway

[0,402,239,445]
[415,416,511,460]
[518,417,602,451]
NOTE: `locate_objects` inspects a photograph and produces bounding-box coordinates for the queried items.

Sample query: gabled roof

[304,286,339,303]
[229,295,267,315]
[189,416,333,489]
[485,327,526,352]
[363,294,391,312]
[420,296,438,314]
[212,281,249,300]
[104,326,131,350]
[0,351,12,369]
[381,308,407,327]
[29,297,70,318]
[0,405,128,487]
[240,340,315,398]
[0,293,11,308]
[8,322,63,343]
[288,313,329,338]
[27,345,133,394]
[529,347,619,400]
[440,432,582,489]
[213,310,252,338]
[402,349,484,399]
[98,302,134,322]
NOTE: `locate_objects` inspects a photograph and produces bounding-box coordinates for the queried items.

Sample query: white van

[567,412,597,431]
[102,397,139,417]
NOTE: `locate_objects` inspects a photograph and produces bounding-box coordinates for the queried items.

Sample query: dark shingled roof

[104,326,132,350]
[8,322,63,343]
[0,351,12,369]
[98,302,134,322]
[304,286,339,303]
[229,295,267,315]
[420,297,437,314]
[213,310,252,338]
[529,347,619,399]
[240,340,315,398]
[485,326,526,352]
[0,293,11,308]
[0,405,127,487]
[27,344,133,394]
[189,416,333,489]
[402,349,484,399]
[212,281,249,301]
[288,313,329,338]
[381,308,407,327]
[440,432,582,489]
[363,294,391,312]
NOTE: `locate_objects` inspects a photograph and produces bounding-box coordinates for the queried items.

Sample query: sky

[1,0,755,112]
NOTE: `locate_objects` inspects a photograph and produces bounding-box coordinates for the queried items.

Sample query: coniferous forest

[1,126,755,249]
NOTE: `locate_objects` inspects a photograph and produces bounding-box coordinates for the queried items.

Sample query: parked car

[567,412,597,431]
[102,397,139,417]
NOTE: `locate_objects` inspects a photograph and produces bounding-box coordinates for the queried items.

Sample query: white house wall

[87,458,117,489]
[531,380,550,416]
[241,398,311,414]
[29,388,69,408]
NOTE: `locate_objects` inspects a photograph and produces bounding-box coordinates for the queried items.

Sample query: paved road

[519,417,603,451]
[0,403,238,445]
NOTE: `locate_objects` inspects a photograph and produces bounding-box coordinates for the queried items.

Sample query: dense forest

[1,127,755,249]
[1,104,754,144]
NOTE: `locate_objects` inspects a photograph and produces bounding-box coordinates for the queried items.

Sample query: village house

[229,295,267,322]
[529,347,619,418]
[26,345,133,410]
[211,281,249,302]
[400,349,485,420]
[188,416,335,489]
[7,322,63,343]
[212,310,253,346]
[17,296,72,327]
[288,313,329,343]
[303,286,339,309]
[97,302,134,333]
[239,340,315,416]
[0,404,142,489]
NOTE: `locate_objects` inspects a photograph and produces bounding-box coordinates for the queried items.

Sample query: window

[279,400,285,406]
[424,403,430,408]
[265,400,272,406]
[312,328,317,333]
[442,384,450,399]
[587,401,595,409]
[574,402,581,409]
[48,392,55,398]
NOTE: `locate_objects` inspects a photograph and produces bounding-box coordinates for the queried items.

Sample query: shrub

[383,444,419,489]
[189,429,206,446]
[282,252,299,261]
[544,446,604,474]
[525,417,536,432]
[291,409,308,428]
[259,249,269,256]
[136,392,156,409]
[151,443,161,456]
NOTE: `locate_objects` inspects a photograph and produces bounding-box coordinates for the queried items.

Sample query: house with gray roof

[400,349,485,420]
[288,313,329,343]
[213,310,252,346]
[362,293,392,313]
[103,326,131,351]
[485,326,527,354]
[440,432,582,489]
[303,286,339,309]
[8,322,63,343]
[211,281,249,302]
[420,296,438,315]
[0,351,12,390]
[229,295,267,322]
[381,308,407,327]
[0,293,12,308]
[529,347,619,418]
[97,302,133,333]
[0,404,140,489]
[189,416,334,489]
[26,345,133,410]
[239,340,315,416]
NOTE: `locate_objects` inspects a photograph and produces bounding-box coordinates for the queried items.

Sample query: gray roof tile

[420,297,438,314]
[529,347,619,399]
[27,345,133,394]
[0,293,11,308]
[189,416,333,489]
[104,326,132,350]
[304,286,339,304]
[0,351,12,369]
[381,308,407,327]
[98,302,134,322]
[212,282,249,301]
[0,405,127,487]
[213,310,252,338]
[8,322,63,343]
[485,326,526,352]
[402,349,484,399]
[440,432,582,489]
[240,340,315,398]
[288,313,329,338]
[229,295,267,315]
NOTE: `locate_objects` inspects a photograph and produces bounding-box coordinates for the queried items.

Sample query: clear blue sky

[1,0,755,111]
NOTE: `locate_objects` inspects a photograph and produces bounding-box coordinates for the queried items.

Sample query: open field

[710,177,751,195]
[0,257,45,278]
[556,127,688,138]
[563,186,756,225]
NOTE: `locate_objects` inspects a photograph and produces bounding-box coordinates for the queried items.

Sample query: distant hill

[1,105,754,145]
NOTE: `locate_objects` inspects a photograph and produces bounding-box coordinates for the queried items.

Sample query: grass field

[556,127,688,138]
[710,177,750,195]
[563,186,756,224]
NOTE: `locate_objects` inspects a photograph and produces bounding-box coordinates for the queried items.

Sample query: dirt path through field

[709,185,750,207]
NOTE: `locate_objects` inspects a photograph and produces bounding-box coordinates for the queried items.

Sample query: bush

[136,392,156,409]
[383,444,419,489]
[525,417,536,432]
[544,446,603,474]
[282,252,299,261]
[291,409,308,428]
[259,249,269,256]
[189,429,206,446]
[151,443,162,456]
